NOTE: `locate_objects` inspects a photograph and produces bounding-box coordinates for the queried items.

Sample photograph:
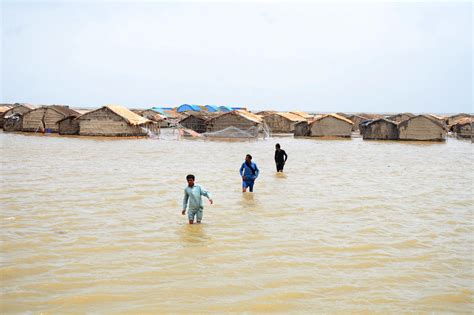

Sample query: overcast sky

[1,1,472,113]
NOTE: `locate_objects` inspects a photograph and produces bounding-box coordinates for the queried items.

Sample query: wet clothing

[275,149,288,172]
[240,161,260,192]
[183,184,211,222]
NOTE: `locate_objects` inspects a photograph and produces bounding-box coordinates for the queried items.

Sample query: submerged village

[0,103,472,141]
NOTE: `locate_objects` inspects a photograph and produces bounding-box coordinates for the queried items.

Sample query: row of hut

[0,103,472,141]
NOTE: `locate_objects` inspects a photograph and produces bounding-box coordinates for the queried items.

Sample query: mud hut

[178,112,215,133]
[309,114,353,137]
[262,112,305,133]
[1,103,36,130]
[22,105,80,133]
[293,121,310,137]
[361,118,399,140]
[290,111,313,120]
[398,115,446,141]
[387,112,415,123]
[348,114,369,131]
[77,105,157,136]
[451,117,472,139]
[206,110,263,137]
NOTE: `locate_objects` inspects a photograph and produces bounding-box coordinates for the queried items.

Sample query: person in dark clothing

[274,143,288,172]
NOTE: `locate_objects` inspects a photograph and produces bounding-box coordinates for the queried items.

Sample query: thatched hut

[293,121,311,137]
[178,112,214,133]
[77,105,157,136]
[450,117,472,139]
[206,110,263,137]
[398,115,446,141]
[58,116,80,135]
[1,103,36,130]
[22,105,79,133]
[348,114,369,131]
[309,114,353,137]
[387,112,415,123]
[361,118,399,140]
[262,112,305,133]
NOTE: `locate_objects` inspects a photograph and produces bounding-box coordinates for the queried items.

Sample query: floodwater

[1,131,472,313]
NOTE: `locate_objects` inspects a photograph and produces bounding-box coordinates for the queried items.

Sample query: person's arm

[200,187,213,205]
[254,163,260,178]
[240,163,246,180]
[182,189,189,215]
[284,151,288,162]
[274,151,277,162]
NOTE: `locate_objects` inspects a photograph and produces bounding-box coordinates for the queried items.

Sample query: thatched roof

[78,105,151,126]
[290,111,312,119]
[399,115,445,129]
[312,113,353,125]
[179,112,216,122]
[366,118,398,126]
[255,110,277,117]
[48,105,80,117]
[452,117,472,126]
[273,112,306,122]
[235,110,263,123]
[0,105,12,114]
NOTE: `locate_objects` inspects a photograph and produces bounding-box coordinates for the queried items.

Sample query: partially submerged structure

[1,103,35,130]
[178,112,215,134]
[293,121,311,137]
[262,112,305,133]
[22,105,80,133]
[136,109,169,128]
[361,118,399,140]
[309,114,353,137]
[3,113,24,132]
[448,113,472,126]
[77,105,157,136]
[450,117,472,139]
[205,110,263,138]
[398,115,446,141]
[348,114,369,131]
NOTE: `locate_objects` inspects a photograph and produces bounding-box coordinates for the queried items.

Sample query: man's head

[275,143,280,150]
[186,174,195,187]
[245,154,252,163]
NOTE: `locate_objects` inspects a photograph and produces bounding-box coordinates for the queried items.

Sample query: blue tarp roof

[177,104,201,112]
[218,106,233,112]
[205,105,219,112]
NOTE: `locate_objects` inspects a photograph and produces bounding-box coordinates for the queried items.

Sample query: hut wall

[310,116,352,137]
[349,116,368,131]
[180,116,207,133]
[263,115,295,133]
[294,121,310,137]
[44,110,65,132]
[59,118,80,135]
[398,117,445,141]
[78,108,147,136]
[207,115,257,133]
[362,121,399,140]
[22,108,47,132]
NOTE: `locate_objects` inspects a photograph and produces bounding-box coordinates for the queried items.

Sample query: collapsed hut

[1,103,36,130]
[450,117,472,139]
[387,112,415,123]
[294,120,311,137]
[136,109,170,128]
[348,114,369,131]
[262,112,305,133]
[361,118,399,140]
[0,104,13,128]
[309,114,353,137]
[77,105,157,136]
[178,112,215,133]
[22,105,79,133]
[398,115,446,141]
[205,110,263,138]
[3,113,24,132]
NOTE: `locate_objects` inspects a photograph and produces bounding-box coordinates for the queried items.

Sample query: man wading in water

[239,154,260,192]
[274,143,288,172]
[182,174,213,224]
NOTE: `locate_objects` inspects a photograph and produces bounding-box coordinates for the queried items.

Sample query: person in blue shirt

[239,154,260,192]
[182,174,213,224]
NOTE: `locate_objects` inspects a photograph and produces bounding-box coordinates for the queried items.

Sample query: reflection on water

[0,132,473,313]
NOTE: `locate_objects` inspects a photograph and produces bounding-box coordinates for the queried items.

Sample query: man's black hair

[246,154,252,160]
[276,143,280,148]
[186,174,195,180]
